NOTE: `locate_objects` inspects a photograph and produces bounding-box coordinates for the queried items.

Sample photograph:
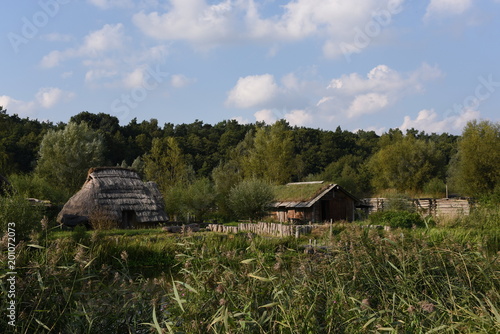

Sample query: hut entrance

[121,210,136,229]
[320,200,333,221]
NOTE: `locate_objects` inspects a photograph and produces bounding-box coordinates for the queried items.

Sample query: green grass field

[1,207,499,333]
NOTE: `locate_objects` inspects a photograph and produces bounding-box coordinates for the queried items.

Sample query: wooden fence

[207,222,313,238]
[361,198,474,216]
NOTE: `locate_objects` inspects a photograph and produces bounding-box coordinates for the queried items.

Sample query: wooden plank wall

[361,198,473,216]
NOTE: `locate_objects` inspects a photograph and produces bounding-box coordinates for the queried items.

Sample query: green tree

[35,122,105,194]
[229,179,275,222]
[143,137,190,192]
[450,120,500,197]
[212,160,244,221]
[368,135,445,193]
[320,155,371,196]
[182,178,216,222]
[243,121,296,184]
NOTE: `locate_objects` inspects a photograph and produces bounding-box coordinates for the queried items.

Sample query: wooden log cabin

[270,181,360,223]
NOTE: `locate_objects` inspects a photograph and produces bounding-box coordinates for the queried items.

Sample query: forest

[1,107,500,333]
[0,107,499,223]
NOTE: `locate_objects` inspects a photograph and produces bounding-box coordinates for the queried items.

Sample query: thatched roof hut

[57,167,168,228]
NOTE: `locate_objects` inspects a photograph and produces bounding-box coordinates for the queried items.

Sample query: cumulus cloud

[232,116,250,124]
[0,87,74,117]
[400,108,479,134]
[133,0,236,47]
[0,95,36,116]
[346,93,389,118]
[424,0,472,21]
[226,74,279,109]
[254,109,277,124]
[40,33,74,42]
[123,66,149,89]
[35,87,75,109]
[88,0,134,9]
[226,63,443,129]
[320,63,443,118]
[170,74,195,88]
[284,109,312,126]
[133,0,404,57]
[85,69,117,84]
[40,23,126,68]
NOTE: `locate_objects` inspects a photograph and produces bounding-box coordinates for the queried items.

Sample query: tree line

[1,107,499,221]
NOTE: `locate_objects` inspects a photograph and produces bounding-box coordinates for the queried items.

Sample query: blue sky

[1,0,499,134]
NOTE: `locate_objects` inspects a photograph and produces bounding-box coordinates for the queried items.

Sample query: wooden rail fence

[207,222,313,238]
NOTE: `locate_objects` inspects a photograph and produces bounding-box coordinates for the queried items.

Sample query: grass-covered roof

[273,181,333,202]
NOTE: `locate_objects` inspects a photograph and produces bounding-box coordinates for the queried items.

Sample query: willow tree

[368,135,444,193]
[450,120,500,197]
[35,122,105,195]
[229,179,275,222]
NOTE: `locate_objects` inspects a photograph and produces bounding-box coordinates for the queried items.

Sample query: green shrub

[369,210,424,228]
[0,194,43,240]
[384,193,414,211]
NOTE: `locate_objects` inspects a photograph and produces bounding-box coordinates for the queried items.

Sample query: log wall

[360,198,474,216]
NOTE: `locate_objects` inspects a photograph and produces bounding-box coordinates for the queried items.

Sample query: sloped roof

[272,181,359,208]
[57,167,168,225]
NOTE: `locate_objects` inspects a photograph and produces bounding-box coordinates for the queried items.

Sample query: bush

[0,194,43,240]
[384,193,414,212]
[369,210,424,228]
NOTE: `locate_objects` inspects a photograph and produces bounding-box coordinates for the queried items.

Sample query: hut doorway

[320,200,333,221]
[121,210,136,229]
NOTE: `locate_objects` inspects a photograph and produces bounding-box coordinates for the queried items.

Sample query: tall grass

[0,209,498,333]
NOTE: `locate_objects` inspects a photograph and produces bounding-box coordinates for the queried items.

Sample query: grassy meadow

[1,207,499,333]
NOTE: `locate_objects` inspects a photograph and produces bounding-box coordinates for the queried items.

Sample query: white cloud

[0,87,74,117]
[284,109,312,126]
[226,64,443,129]
[424,0,472,21]
[0,95,36,116]
[171,74,195,88]
[123,66,148,88]
[40,23,126,68]
[85,69,118,84]
[133,0,404,57]
[252,108,312,126]
[254,109,277,124]
[61,71,73,79]
[35,87,75,108]
[40,33,74,42]
[346,93,389,118]
[320,63,443,118]
[88,0,134,9]
[232,116,250,124]
[133,0,236,47]
[226,74,279,109]
[326,64,442,95]
[400,108,479,134]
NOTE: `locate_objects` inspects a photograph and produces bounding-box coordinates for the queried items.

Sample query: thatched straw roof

[57,167,168,227]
